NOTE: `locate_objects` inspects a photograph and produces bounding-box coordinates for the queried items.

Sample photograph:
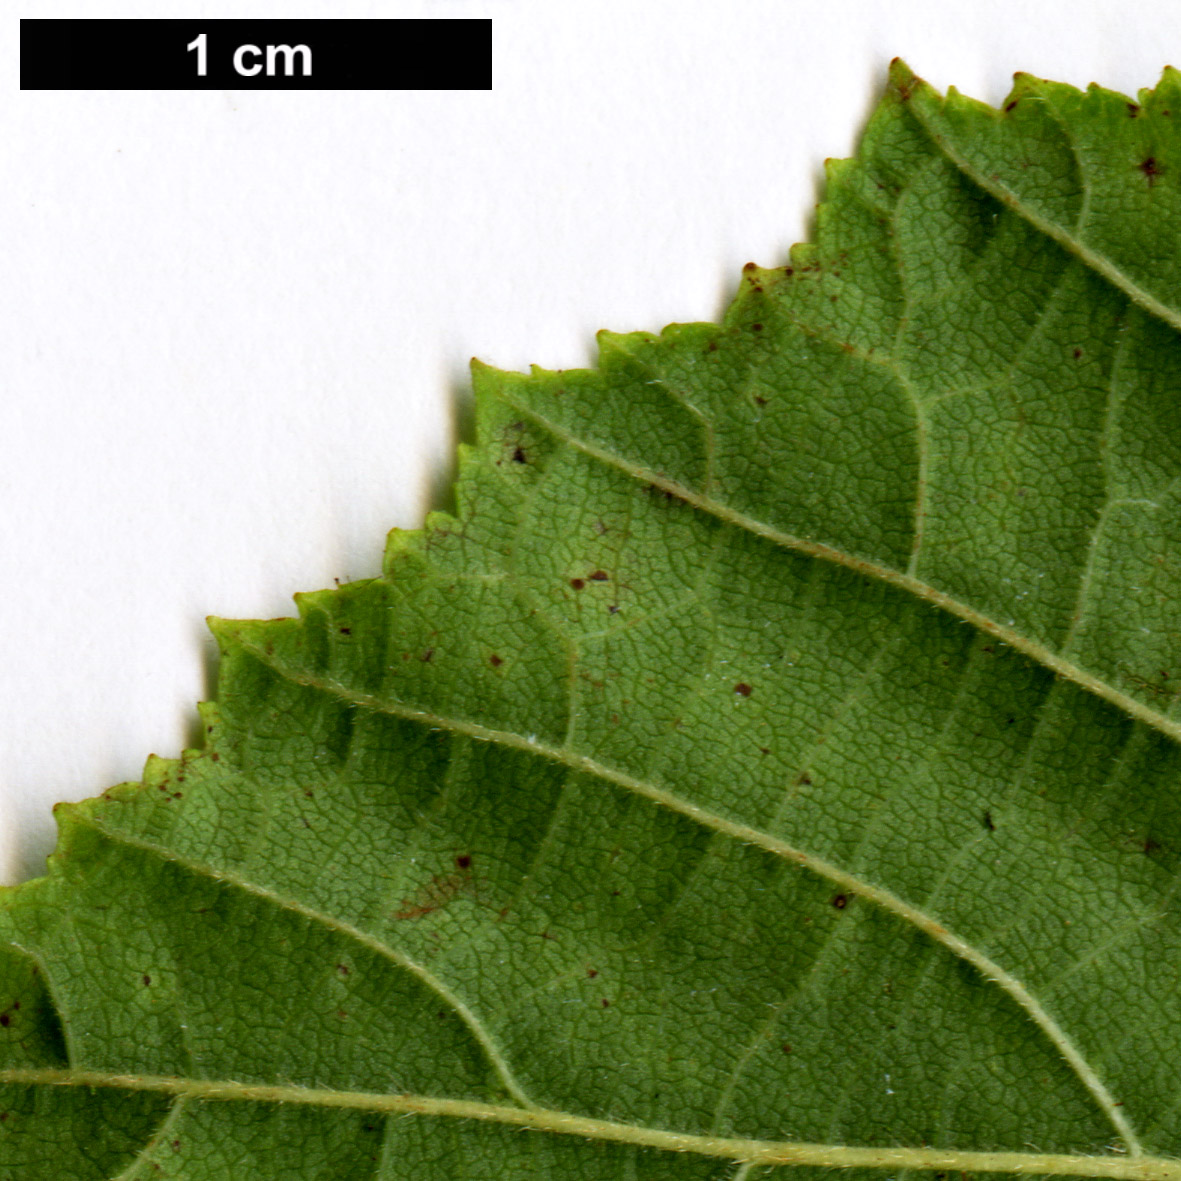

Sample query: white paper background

[3,0,1178,883]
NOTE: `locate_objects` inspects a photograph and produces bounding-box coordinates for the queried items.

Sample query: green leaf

[3,60,1181,1180]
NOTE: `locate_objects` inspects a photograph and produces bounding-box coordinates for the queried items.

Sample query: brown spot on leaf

[489,654,503,668]
[734,682,752,697]
[455,854,472,870]
[512,447,528,463]
[570,578,585,590]
[832,894,849,910]
[394,870,472,921]
[1140,157,1162,185]
[589,570,609,581]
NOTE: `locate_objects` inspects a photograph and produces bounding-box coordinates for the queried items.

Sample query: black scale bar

[20,19,491,90]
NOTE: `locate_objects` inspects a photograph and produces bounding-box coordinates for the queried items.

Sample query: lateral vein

[903,97,1181,338]
[1,1068,1175,1179]
[494,393,1181,750]
[67,815,537,1113]
[227,637,1143,1153]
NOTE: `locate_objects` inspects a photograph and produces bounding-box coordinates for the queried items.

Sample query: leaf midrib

[2,1067,1177,1180]
[224,638,1142,1152]
[493,391,1181,749]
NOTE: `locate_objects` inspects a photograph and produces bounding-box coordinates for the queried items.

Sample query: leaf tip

[205,615,234,644]
[887,58,928,104]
